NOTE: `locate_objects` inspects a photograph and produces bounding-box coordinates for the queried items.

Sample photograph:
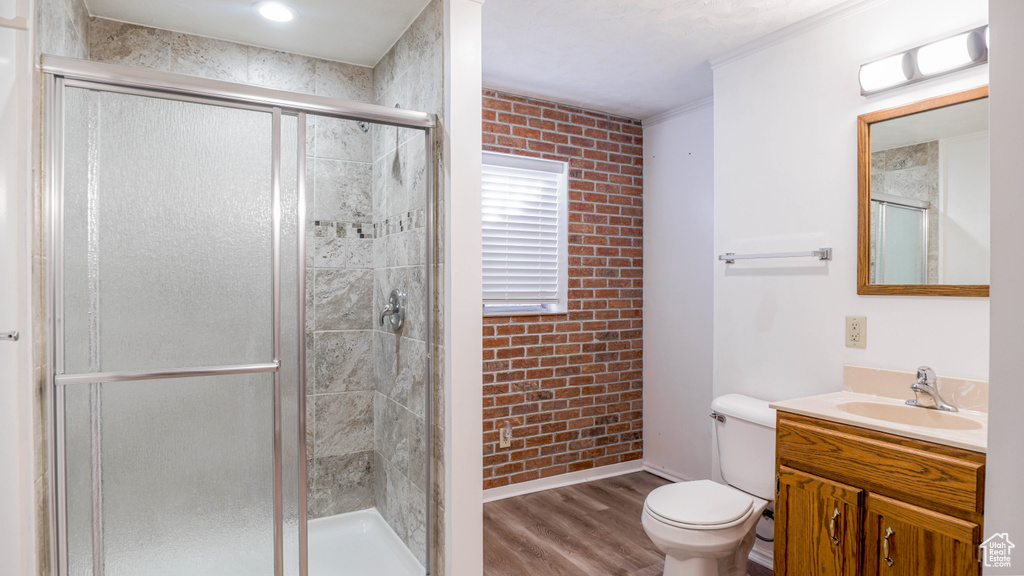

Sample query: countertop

[770,390,988,453]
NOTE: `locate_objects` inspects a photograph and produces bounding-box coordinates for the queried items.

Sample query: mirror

[858,86,989,296]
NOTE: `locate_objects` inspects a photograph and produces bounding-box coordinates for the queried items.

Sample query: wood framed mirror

[857,86,989,297]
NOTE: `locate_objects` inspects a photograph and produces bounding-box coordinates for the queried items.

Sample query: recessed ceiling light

[255,1,296,23]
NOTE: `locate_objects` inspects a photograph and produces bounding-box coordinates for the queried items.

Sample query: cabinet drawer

[777,414,985,516]
[864,494,980,576]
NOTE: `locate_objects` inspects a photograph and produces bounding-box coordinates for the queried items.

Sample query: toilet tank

[711,394,777,501]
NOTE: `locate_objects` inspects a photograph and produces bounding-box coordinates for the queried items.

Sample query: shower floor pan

[308,509,423,576]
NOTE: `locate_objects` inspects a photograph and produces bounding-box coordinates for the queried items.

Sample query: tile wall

[371,0,443,568]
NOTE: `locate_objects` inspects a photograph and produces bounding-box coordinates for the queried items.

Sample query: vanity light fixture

[859,25,988,96]
[255,1,296,23]
[859,53,913,93]
[917,30,986,76]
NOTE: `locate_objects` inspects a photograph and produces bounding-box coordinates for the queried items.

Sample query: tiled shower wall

[371,0,443,566]
[36,8,444,571]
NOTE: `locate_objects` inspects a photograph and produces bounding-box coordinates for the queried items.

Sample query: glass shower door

[57,85,300,576]
[872,200,927,284]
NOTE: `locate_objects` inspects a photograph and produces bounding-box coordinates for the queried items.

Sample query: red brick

[482,88,643,490]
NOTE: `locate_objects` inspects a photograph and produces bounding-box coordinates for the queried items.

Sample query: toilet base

[646,512,760,576]
[661,528,755,576]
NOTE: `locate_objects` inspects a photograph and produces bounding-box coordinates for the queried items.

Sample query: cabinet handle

[883,526,895,567]
[828,508,841,546]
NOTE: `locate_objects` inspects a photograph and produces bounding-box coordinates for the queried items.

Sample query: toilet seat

[644,480,757,530]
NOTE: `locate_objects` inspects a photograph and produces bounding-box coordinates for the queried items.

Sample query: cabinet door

[775,466,864,576]
[864,494,980,576]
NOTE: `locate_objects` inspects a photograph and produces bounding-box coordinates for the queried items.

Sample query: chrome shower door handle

[379,289,405,330]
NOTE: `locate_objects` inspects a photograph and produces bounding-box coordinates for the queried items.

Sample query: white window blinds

[482,152,567,306]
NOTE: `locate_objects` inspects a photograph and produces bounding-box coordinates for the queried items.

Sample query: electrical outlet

[846,316,867,349]
[499,422,512,448]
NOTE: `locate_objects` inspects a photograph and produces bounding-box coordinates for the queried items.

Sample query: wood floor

[483,472,773,576]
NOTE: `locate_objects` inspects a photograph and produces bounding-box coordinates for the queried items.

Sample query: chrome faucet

[906,366,958,412]
[379,288,405,330]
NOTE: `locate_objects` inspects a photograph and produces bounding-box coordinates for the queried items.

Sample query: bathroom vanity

[771,367,988,576]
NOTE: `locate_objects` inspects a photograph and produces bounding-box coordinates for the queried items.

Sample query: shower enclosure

[870,194,929,284]
[44,57,434,576]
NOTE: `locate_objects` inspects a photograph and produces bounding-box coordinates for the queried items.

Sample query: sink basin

[837,401,982,431]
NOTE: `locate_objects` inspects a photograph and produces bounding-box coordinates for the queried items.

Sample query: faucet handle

[379,288,406,330]
[916,366,936,385]
[907,366,958,412]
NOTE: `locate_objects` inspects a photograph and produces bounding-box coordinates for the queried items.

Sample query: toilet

[641,394,776,576]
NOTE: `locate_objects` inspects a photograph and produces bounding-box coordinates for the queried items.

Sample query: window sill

[482,308,570,318]
[482,304,569,318]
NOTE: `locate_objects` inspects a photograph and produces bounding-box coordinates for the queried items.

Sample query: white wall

[712,0,989,405]
[641,101,715,482]
[984,1,1024,572]
[443,0,483,574]
[0,0,37,573]
[940,132,990,284]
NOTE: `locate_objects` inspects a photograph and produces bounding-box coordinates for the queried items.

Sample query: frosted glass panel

[62,374,276,576]
[62,88,274,373]
[878,203,926,284]
[63,385,95,576]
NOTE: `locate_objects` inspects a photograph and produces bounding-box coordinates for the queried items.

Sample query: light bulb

[860,53,911,93]
[917,32,973,76]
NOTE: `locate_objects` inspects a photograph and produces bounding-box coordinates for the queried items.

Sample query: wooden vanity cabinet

[862,494,979,576]
[774,412,985,576]
[775,466,863,576]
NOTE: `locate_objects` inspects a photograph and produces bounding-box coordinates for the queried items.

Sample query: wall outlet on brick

[499,422,512,449]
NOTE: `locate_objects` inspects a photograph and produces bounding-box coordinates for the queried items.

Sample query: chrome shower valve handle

[380,289,406,330]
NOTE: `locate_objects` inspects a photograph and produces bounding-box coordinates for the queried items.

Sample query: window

[482,152,568,315]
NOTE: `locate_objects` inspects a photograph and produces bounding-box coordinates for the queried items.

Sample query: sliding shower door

[48,57,436,576]
[55,84,302,576]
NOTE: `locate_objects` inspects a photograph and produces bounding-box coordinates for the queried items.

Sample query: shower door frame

[871,192,930,284]
[42,55,437,576]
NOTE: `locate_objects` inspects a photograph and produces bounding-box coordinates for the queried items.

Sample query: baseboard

[482,460,643,503]
[748,545,773,570]
[641,461,694,483]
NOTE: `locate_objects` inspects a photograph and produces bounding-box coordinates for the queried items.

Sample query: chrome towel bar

[719,247,832,264]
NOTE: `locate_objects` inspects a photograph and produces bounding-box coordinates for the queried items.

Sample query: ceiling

[872,98,989,152]
[482,0,853,120]
[85,0,857,119]
[83,0,432,67]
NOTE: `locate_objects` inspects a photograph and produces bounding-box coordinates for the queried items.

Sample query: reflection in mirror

[858,87,990,296]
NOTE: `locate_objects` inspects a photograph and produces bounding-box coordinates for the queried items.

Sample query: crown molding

[709,0,892,70]
[642,96,714,127]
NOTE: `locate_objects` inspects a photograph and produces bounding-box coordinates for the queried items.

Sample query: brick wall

[481,89,644,490]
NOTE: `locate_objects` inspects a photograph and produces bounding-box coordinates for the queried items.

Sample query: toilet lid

[644,480,755,527]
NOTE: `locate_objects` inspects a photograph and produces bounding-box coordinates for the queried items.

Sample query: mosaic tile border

[312,209,426,240]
